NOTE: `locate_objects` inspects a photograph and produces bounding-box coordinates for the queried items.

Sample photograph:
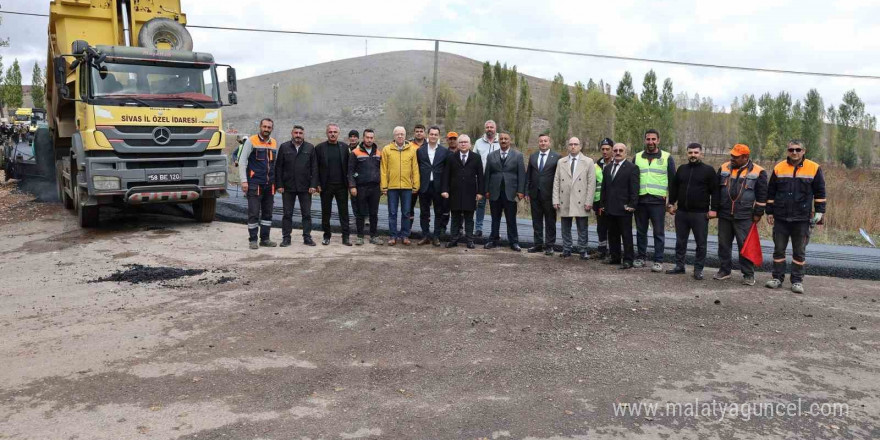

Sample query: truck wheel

[137,18,193,51]
[76,186,99,228]
[192,198,216,223]
[57,160,73,209]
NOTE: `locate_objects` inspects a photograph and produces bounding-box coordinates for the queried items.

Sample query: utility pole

[431,40,439,125]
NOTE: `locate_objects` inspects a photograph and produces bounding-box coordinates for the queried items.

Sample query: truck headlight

[93,175,121,191]
[204,171,226,186]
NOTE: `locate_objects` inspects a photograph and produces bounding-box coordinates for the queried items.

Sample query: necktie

[612,162,620,179]
[501,151,507,163]
[539,153,546,172]
[461,153,467,165]
[570,157,576,176]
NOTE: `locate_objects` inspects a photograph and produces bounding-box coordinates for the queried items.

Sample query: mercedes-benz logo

[152,126,171,145]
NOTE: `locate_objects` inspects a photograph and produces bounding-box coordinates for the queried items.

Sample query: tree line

[0,57,46,118]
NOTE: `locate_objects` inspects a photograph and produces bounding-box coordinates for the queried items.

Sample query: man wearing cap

[633,129,676,273]
[526,133,561,255]
[473,120,500,237]
[347,129,362,231]
[764,139,827,294]
[592,137,614,259]
[714,143,768,286]
[416,126,451,246]
[666,142,718,280]
[446,132,459,154]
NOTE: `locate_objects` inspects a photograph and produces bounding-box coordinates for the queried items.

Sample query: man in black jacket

[315,123,352,246]
[600,143,639,269]
[592,137,614,259]
[417,126,451,246]
[442,134,484,249]
[348,128,383,245]
[666,143,718,280]
[275,125,318,247]
[525,133,560,255]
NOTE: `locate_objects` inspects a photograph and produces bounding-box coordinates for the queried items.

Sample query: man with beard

[525,133,561,255]
[407,124,428,223]
[473,120,500,237]
[315,123,352,246]
[275,125,318,247]
[666,143,718,280]
[349,128,384,245]
[484,131,526,251]
[633,129,676,273]
[600,143,639,269]
[417,126,451,246]
[442,134,484,249]
[348,129,361,229]
[238,118,278,249]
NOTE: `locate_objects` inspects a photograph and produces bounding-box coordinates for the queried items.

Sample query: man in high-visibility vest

[633,129,676,272]
[765,140,827,294]
[238,118,278,249]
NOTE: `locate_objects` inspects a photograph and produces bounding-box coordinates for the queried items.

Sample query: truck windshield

[91,62,219,105]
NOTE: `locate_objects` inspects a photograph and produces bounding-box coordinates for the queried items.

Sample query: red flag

[741,222,763,266]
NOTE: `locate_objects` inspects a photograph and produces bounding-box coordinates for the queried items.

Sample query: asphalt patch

[89,264,206,284]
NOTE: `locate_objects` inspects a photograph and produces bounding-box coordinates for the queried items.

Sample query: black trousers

[607,213,634,263]
[419,181,449,238]
[246,184,274,242]
[282,191,313,239]
[530,196,556,248]
[489,191,519,244]
[449,210,475,244]
[529,195,556,249]
[356,184,381,237]
[595,208,608,252]
[320,182,350,239]
[772,220,811,283]
[718,217,754,276]
[674,210,709,271]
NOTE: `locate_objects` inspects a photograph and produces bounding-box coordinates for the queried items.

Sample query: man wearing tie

[553,137,596,259]
[442,134,484,249]
[416,126,451,246]
[484,131,527,251]
[600,143,640,269]
[525,133,560,255]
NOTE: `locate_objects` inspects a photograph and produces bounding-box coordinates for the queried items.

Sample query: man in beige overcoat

[553,137,596,259]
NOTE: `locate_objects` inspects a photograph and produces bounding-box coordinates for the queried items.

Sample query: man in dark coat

[442,134,484,249]
[315,123,352,246]
[600,143,640,269]
[275,125,318,247]
[484,131,526,251]
[416,126,451,246]
[525,133,560,255]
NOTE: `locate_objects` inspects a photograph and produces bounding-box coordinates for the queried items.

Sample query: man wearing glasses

[599,143,639,269]
[764,140,826,294]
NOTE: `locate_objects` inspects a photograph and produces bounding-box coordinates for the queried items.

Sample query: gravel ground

[0,202,878,439]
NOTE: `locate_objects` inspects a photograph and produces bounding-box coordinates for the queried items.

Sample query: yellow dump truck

[48,0,238,227]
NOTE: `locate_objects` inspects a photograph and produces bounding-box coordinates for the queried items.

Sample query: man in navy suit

[416,126,451,246]
[484,131,526,251]
[525,133,561,255]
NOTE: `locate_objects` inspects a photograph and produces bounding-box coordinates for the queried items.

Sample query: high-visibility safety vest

[594,163,603,202]
[246,134,277,186]
[719,160,765,219]
[634,150,670,197]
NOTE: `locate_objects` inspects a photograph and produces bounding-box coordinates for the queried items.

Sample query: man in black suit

[525,133,560,255]
[442,134,484,249]
[315,123,352,246]
[600,143,640,269]
[416,126,451,246]
[484,131,526,251]
[275,125,318,247]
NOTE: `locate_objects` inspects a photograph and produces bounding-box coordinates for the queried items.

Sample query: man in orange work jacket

[238,118,278,249]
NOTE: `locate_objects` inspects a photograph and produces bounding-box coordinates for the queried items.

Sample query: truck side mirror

[228,92,238,105]
[226,67,237,92]
[54,57,71,100]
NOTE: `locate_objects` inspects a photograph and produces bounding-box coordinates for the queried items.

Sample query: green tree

[772,91,794,145]
[513,75,533,148]
[552,81,571,150]
[501,64,518,131]
[476,62,494,123]
[826,105,838,161]
[547,72,565,129]
[614,71,641,148]
[801,89,824,160]
[387,82,423,132]
[2,59,23,110]
[755,92,775,157]
[445,101,458,132]
[583,87,615,151]
[836,90,864,169]
[31,63,46,110]
[0,55,5,118]
[858,114,876,167]
[659,77,676,149]
[640,69,660,131]
[586,78,597,91]
[763,119,782,161]
[570,81,588,145]
[739,94,760,153]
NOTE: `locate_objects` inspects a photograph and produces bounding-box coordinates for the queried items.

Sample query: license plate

[147,173,182,183]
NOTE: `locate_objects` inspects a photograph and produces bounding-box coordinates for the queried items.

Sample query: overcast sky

[2,0,879,115]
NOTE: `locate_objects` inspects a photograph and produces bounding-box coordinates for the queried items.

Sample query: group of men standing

[238,118,826,294]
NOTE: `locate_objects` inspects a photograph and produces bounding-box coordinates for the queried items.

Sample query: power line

[3,9,879,80]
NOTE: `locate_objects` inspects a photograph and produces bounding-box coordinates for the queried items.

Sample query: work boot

[280,237,292,247]
[259,240,277,247]
[304,236,316,246]
[633,259,645,268]
[742,275,756,286]
[249,241,259,250]
[765,278,783,289]
[355,236,364,246]
[791,283,805,294]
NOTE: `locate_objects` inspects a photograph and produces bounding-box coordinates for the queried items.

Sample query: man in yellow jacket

[381,126,420,245]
